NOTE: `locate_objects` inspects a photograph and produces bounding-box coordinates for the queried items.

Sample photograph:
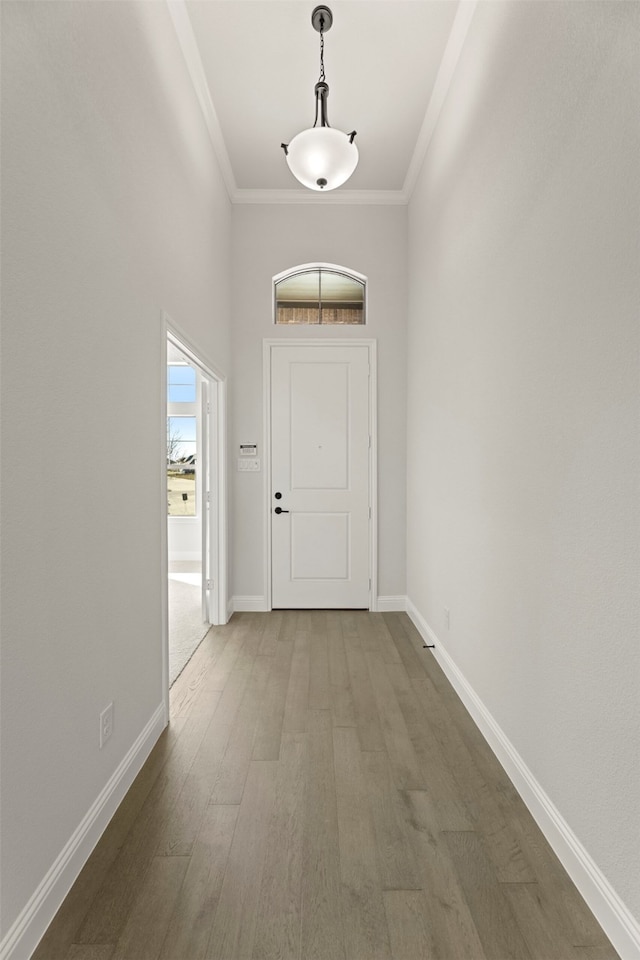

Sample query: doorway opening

[167,341,206,684]
[163,327,227,704]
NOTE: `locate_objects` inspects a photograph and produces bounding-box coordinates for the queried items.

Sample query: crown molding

[166,0,477,207]
[166,0,237,200]
[231,188,408,206]
[402,0,478,197]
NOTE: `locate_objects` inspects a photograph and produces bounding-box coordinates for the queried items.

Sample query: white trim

[263,339,378,612]
[231,595,269,613]
[168,550,201,563]
[232,189,407,206]
[368,341,378,612]
[166,0,236,202]
[160,331,170,723]
[215,380,229,625]
[405,598,640,960]
[375,595,407,613]
[0,705,166,960]
[273,262,367,285]
[263,342,272,609]
[402,1,478,198]
[200,375,209,620]
[165,316,226,385]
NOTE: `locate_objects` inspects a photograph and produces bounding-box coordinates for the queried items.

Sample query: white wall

[0,1,231,952]
[230,203,407,606]
[168,518,201,562]
[407,0,639,940]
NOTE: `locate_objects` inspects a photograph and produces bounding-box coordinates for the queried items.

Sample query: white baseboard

[0,704,167,960]
[230,598,408,614]
[229,597,410,614]
[231,595,269,613]
[168,551,201,563]
[405,598,640,960]
[374,595,407,612]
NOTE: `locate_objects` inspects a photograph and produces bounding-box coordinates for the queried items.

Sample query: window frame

[167,361,197,404]
[273,262,367,326]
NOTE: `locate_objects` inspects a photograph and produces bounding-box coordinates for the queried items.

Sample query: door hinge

[368,506,372,519]
[368,435,371,449]
[206,491,211,502]
[207,579,214,590]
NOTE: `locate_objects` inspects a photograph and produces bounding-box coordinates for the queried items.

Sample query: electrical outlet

[444,607,450,630]
[100,702,113,748]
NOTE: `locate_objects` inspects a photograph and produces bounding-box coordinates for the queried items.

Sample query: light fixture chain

[319,23,325,81]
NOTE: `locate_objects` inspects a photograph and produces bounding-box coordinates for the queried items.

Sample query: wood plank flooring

[33,612,620,960]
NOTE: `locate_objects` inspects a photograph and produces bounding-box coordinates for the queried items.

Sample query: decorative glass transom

[274,265,365,325]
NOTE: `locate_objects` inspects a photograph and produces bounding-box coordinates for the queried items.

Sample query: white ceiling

[168,0,477,203]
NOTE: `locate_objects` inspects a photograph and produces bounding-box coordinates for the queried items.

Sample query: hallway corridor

[34,612,619,960]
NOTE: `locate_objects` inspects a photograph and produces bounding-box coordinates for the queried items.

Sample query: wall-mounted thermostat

[240,443,257,457]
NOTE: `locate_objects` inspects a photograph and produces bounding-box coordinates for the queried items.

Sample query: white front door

[270,343,371,609]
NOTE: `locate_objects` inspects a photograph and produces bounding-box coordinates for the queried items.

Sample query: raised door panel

[290,362,349,491]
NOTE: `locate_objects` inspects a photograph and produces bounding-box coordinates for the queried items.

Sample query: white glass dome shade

[285,126,359,192]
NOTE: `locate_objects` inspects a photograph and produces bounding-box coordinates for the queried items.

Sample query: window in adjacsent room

[167,362,197,517]
[274,265,365,324]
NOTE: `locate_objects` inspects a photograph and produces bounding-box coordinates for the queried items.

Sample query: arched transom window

[274,264,366,325]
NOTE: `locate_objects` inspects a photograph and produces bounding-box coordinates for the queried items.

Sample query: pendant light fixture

[281,5,358,191]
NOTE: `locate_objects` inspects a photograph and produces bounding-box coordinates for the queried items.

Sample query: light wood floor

[34,611,619,960]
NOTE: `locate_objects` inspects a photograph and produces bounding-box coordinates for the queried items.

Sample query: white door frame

[263,338,378,612]
[161,315,228,722]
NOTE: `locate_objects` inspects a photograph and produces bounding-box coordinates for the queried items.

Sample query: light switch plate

[237,458,260,472]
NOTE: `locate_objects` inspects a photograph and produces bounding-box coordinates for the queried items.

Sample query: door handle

[274,506,289,514]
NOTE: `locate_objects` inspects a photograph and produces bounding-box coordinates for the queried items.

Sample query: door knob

[274,506,289,514]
